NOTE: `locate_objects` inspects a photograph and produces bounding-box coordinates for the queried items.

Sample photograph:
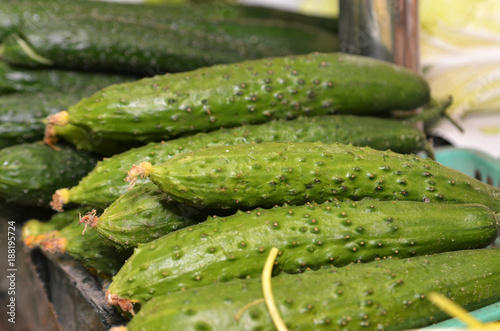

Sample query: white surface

[238,0,338,17]
[429,113,500,159]
[239,0,302,11]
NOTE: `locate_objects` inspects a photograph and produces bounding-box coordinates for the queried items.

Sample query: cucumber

[115,248,500,329]
[50,115,431,211]
[45,52,430,145]
[138,142,500,212]
[0,143,97,207]
[0,0,337,42]
[0,74,133,150]
[0,91,94,149]
[0,61,136,95]
[39,212,132,277]
[22,206,91,248]
[107,200,498,305]
[0,2,337,74]
[90,183,213,250]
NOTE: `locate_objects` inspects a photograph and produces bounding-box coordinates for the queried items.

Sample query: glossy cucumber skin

[0,0,338,41]
[0,91,78,149]
[61,115,429,209]
[0,2,337,74]
[107,200,498,303]
[123,249,500,331]
[96,183,212,250]
[40,215,132,277]
[52,53,429,142]
[148,142,500,212]
[0,73,132,150]
[0,143,97,207]
[0,0,337,42]
[0,61,135,95]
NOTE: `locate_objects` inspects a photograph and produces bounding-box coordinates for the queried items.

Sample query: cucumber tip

[79,209,99,235]
[40,235,67,254]
[23,235,37,248]
[47,111,70,127]
[50,188,70,212]
[43,124,60,151]
[106,291,136,316]
[126,162,153,190]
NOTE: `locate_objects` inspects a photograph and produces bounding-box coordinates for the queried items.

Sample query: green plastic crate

[434,147,500,250]
[419,147,500,329]
[434,147,500,188]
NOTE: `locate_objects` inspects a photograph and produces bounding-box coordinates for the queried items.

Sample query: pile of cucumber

[1,0,499,330]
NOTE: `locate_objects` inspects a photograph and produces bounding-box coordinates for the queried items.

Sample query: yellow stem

[13,34,54,65]
[262,247,288,331]
[234,298,265,321]
[428,292,485,329]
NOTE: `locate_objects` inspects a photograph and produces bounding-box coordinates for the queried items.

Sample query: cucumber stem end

[126,162,153,190]
[79,209,99,235]
[48,111,70,126]
[23,235,37,248]
[40,234,68,254]
[43,123,60,151]
[106,291,136,316]
[50,188,70,212]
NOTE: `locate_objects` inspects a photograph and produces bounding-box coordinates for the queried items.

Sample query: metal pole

[339,0,420,73]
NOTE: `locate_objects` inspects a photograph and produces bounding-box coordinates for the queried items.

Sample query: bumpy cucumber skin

[0,10,337,74]
[97,183,211,250]
[108,200,498,303]
[64,115,429,208]
[124,249,500,331]
[0,143,97,207]
[149,142,500,212]
[57,52,429,142]
[43,216,132,277]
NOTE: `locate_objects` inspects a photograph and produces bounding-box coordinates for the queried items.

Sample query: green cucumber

[0,143,97,207]
[116,248,500,330]
[107,200,498,305]
[21,206,91,247]
[0,1,337,74]
[138,142,500,212]
[0,61,136,95]
[0,73,133,150]
[50,115,431,211]
[90,183,213,250]
[39,211,132,277]
[45,52,430,145]
[0,91,74,149]
[0,0,337,42]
